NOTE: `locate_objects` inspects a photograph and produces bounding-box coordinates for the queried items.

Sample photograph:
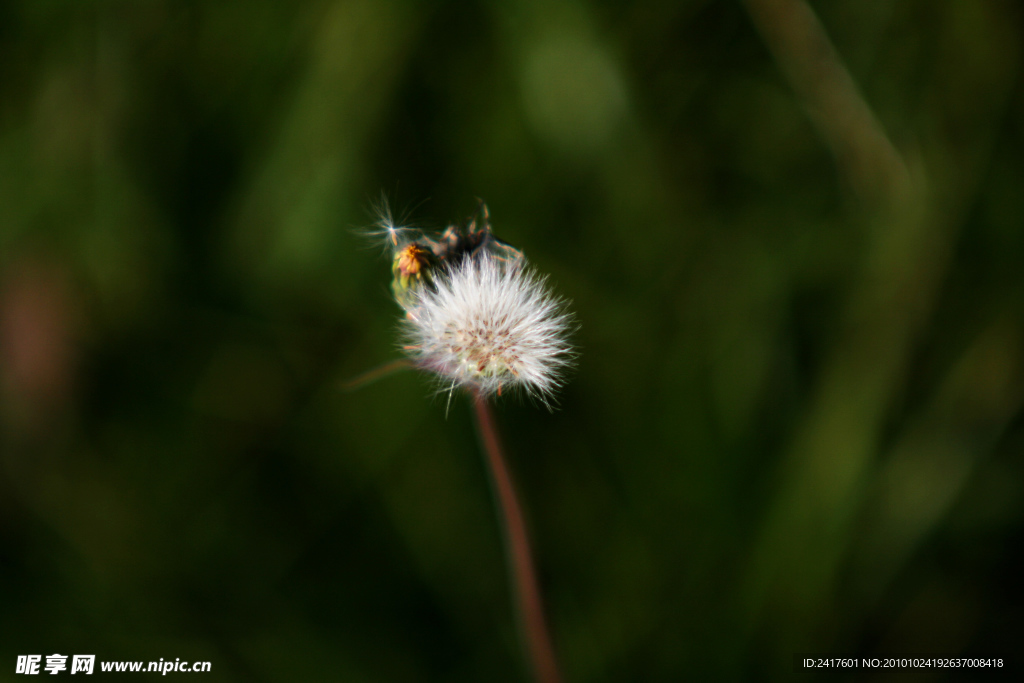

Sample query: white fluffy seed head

[402,254,575,405]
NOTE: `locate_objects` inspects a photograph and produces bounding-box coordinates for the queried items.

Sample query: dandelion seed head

[402,253,574,405]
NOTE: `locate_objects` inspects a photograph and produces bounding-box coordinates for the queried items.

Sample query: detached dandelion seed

[366,192,423,251]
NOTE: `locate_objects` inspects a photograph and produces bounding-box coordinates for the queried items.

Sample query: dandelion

[402,253,574,405]
[374,200,575,407]
[356,201,571,683]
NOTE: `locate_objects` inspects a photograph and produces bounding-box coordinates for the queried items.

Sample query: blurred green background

[2,0,1022,680]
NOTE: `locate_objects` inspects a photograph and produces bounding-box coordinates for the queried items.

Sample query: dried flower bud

[391,243,437,310]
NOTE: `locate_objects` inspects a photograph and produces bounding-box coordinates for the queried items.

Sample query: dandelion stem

[471,388,563,683]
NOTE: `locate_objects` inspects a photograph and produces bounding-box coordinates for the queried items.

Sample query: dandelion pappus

[365,192,424,253]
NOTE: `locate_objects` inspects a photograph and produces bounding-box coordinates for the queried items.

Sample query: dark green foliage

[1,1,1022,680]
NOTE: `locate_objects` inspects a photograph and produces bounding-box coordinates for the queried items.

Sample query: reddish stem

[471,389,563,683]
